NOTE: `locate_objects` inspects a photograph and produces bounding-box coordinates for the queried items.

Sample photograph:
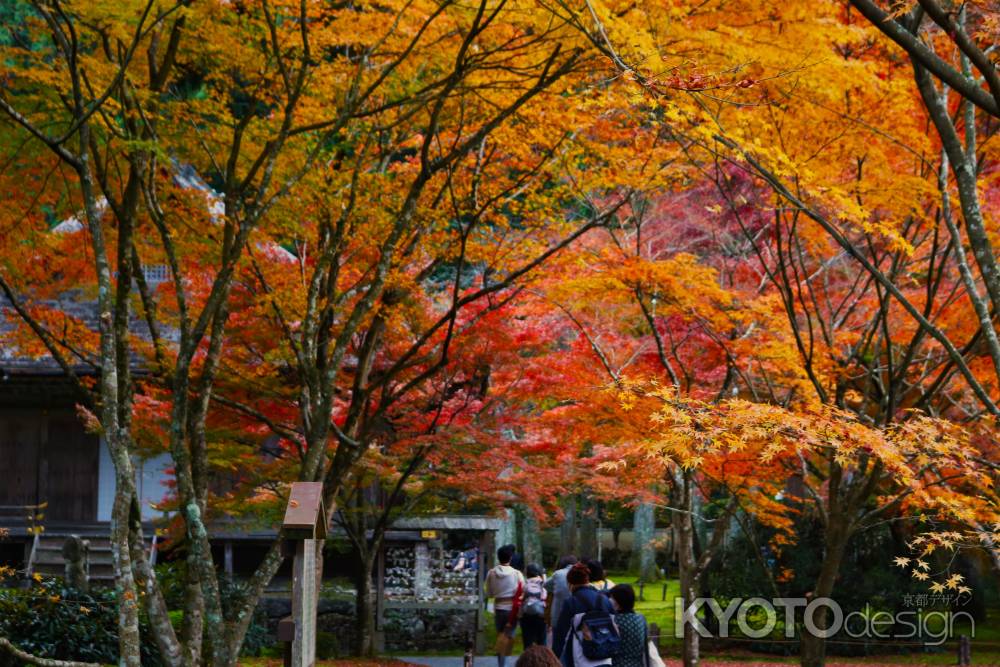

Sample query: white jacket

[485,564,524,610]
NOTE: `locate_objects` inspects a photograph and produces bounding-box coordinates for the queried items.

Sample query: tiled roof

[0,291,154,376]
[392,515,505,531]
[1,162,294,377]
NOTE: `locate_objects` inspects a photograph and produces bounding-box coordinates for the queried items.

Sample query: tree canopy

[1,1,999,666]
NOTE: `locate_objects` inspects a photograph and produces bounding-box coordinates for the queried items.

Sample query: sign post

[280,482,327,667]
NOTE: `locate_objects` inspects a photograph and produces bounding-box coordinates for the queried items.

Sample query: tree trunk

[559,496,578,558]
[76,123,144,667]
[220,539,286,665]
[631,502,659,582]
[675,473,701,667]
[679,570,700,667]
[354,551,377,657]
[496,508,518,552]
[128,510,182,667]
[519,506,543,567]
[578,496,598,560]
[108,445,143,667]
[180,552,204,666]
[799,518,850,667]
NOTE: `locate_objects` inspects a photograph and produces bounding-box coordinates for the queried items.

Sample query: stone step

[34,555,116,568]
[31,535,147,584]
[34,567,115,582]
[37,544,113,553]
[34,558,64,566]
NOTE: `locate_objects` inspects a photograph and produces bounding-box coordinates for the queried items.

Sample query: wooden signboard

[281,482,326,667]
[283,482,327,540]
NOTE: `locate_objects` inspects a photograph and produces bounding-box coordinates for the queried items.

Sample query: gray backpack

[522,579,546,616]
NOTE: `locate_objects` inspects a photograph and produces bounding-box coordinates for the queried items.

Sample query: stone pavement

[397,657,520,667]
[398,655,936,667]
[399,661,938,667]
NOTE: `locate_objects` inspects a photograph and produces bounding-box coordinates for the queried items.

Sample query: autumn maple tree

[3,1,1000,666]
[526,2,1000,666]
[0,0,602,664]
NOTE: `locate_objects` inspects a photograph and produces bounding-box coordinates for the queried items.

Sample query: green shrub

[153,560,188,610]
[0,577,162,666]
[153,562,272,657]
[0,573,273,663]
[218,575,271,657]
[316,631,340,659]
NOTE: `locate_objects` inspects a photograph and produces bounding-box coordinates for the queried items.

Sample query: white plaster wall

[97,437,172,522]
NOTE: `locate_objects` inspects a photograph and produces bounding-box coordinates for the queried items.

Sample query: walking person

[585,559,614,594]
[545,555,576,647]
[520,563,548,649]
[486,544,525,667]
[609,584,647,667]
[552,562,615,666]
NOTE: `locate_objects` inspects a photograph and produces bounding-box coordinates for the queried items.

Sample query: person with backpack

[486,544,525,667]
[608,584,648,667]
[552,562,618,667]
[545,555,577,646]
[520,563,548,649]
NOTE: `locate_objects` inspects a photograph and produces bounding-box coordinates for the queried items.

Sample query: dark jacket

[611,611,648,667]
[553,586,615,666]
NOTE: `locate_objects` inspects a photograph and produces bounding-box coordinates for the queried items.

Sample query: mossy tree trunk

[631,501,659,582]
[559,496,578,560]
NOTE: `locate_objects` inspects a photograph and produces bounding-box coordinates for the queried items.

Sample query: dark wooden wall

[0,409,98,522]
[0,411,40,509]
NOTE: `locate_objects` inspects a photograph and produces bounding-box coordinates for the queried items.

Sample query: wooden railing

[0,502,46,580]
[0,501,48,529]
[24,532,40,580]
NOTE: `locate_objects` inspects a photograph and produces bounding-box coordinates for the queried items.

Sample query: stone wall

[258,597,478,655]
[383,608,478,652]
[258,597,357,658]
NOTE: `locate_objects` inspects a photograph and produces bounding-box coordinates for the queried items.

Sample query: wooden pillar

[281,482,327,667]
[291,538,317,667]
[36,414,48,510]
[476,530,494,654]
